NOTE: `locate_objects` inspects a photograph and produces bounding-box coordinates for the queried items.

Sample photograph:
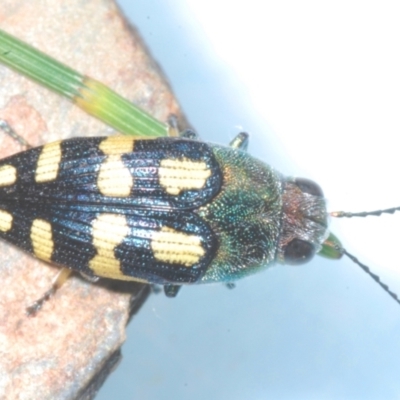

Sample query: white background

[98,1,400,399]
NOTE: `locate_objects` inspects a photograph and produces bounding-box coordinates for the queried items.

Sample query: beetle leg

[229,132,249,151]
[163,284,181,297]
[167,115,199,140]
[79,271,100,283]
[150,284,162,294]
[0,119,32,149]
[26,268,73,316]
[167,114,180,137]
[180,129,198,140]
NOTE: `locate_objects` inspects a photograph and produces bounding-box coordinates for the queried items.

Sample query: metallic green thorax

[198,145,282,282]
[199,144,329,283]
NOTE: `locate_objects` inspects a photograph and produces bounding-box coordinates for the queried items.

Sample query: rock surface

[0,1,185,399]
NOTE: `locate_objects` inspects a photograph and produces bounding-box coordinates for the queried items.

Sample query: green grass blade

[0,29,168,137]
[76,78,168,138]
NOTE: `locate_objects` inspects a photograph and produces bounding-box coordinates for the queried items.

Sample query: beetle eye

[295,178,324,197]
[284,238,316,265]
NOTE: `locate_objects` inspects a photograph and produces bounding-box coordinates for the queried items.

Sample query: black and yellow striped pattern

[0,136,221,284]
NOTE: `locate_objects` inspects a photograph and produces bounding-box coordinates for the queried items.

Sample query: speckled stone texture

[0,1,186,399]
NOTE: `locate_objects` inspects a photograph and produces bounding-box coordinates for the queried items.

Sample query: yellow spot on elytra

[158,158,211,195]
[31,219,53,261]
[0,165,16,186]
[89,213,138,280]
[0,209,12,232]
[98,156,133,197]
[99,136,135,155]
[98,137,135,197]
[35,141,62,183]
[151,226,205,266]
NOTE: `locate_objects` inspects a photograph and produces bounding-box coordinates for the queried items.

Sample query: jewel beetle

[0,126,397,311]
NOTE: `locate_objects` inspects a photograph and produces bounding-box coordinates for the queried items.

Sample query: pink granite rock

[0,1,186,398]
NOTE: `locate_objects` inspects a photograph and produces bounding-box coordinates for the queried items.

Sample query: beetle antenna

[335,244,400,306]
[331,206,400,218]
[331,206,400,305]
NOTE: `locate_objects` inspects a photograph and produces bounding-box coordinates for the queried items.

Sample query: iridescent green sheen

[198,145,283,282]
[198,144,329,283]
